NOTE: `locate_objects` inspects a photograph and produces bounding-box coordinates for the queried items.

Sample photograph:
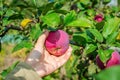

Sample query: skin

[25,30,72,77]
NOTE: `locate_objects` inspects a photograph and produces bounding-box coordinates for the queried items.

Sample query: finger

[25,30,49,64]
[34,30,49,52]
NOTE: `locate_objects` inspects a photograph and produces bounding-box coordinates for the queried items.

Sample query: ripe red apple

[45,30,69,56]
[94,14,103,23]
[96,55,105,69]
[106,51,120,68]
[96,51,120,69]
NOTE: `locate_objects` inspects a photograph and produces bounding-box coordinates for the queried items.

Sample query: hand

[25,30,72,77]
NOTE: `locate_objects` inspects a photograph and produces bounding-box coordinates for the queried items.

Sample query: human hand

[25,30,72,77]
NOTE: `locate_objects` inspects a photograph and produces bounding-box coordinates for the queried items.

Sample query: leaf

[5,9,15,17]
[0,61,19,79]
[30,23,42,40]
[88,63,97,75]
[106,32,118,44]
[102,17,120,38]
[25,0,48,7]
[20,19,32,28]
[12,40,33,52]
[80,0,90,6]
[32,0,37,6]
[98,49,113,63]
[89,29,103,42]
[64,10,76,25]
[95,66,120,80]
[41,13,60,27]
[116,32,120,40]
[2,18,12,26]
[73,33,86,46]
[67,17,92,27]
[0,10,3,16]
[84,44,97,55]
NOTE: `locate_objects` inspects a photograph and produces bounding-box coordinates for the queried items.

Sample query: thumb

[25,30,49,64]
[34,30,49,52]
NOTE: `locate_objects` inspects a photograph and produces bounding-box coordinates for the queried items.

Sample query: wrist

[25,49,42,66]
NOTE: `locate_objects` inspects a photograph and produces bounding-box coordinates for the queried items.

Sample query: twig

[0,25,23,37]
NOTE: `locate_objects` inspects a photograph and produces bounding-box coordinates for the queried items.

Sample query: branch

[0,25,23,37]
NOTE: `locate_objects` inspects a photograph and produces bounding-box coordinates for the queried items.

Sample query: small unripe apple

[45,30,69,56]
[96,51,120,69]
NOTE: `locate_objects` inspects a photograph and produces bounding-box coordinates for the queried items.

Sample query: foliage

[1,0,120,80]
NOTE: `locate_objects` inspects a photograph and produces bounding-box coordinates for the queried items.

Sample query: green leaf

[32,0,37,6]
[106,32,118,44]
[80,0,90,6]
[86,9,95,16]
[30,23,42,40]
[98,49,113,63]
[25,0,48,7]
[0,69,11,79]
[41,13,60,27]
[73,33,86,46]
[5,9,15,17]
[67,17,92,27]
[88,63,97,75]
[103,0,111,4]
[84,44,97,55]
[0,61,19,79]
[10,61,20,70]
[95,66,120,80]
[89,29,103,42]
[102,17,120,38]
[0,10,3,16]
[64,10,76,25]
[2,18,12,26]
[12,40,33,52]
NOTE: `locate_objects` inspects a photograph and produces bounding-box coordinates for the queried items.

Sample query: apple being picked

[96,51,120,69]
[45,30,69,56]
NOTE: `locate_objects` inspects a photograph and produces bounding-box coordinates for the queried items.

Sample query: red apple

[96,51,120,69]
[96,55,105,69]
[45,30,69,56]
[106,51,120,68]
[94,14,103,23]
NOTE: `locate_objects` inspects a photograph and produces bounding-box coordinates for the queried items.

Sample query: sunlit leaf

[41,13,60,27]
[12,40,33,52]
[98,49,113,63]
[84,44,97,55]
[20,19,32,28]
[102,17,120,38]
[106,32,118,44]
[67,17,93,27]
[89,29,103,42]
[30,23,42,40]
[116,32,120,40]
[64,10,76,25]
[95,66,120,80]
[5,9,15,17]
